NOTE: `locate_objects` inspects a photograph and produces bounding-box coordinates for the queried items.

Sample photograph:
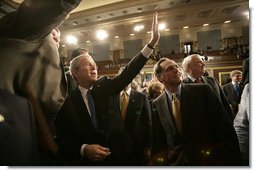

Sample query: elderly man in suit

[182,54,234,121]
[0,0,82,161]
[150,58,240,166]
[55,12,159,165]
[0,89,39,166]
[222,70,243,116]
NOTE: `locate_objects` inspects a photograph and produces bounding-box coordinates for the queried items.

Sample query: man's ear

[156,74,163,83]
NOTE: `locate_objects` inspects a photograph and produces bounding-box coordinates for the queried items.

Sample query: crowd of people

[0,0,249,166]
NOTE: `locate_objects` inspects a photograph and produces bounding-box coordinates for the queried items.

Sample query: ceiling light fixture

[203,23,209,26]
[159,23,166,30]
[134,24,144,32]
[66,35,77,44]
[224,20,231,23]
[183,26,189,29]
[130,33,135,36]
[96,30,108,40]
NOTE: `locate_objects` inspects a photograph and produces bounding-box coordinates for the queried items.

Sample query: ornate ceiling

[1,0,250,45]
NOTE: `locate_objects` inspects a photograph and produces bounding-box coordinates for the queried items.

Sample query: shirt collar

[231,81,238,85]
[121,86,131,96]
[187,75,196,82]
[78,85,89,97]
[165,85,181,101]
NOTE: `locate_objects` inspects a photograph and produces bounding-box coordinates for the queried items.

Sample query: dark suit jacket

[55,53,149,165]
[0,0,81,123]
[151,84,241,166]
[0,89,39,166]
[183,76,234,120]
[110,89,152,165]
[222,82,243,115]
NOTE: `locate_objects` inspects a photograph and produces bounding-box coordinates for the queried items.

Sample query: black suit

[55,53,149,165]
[183,76,234,121]
[0,89,39,166]
[222,82,243,115]
[113,89,152,165]
[151,84,241,166]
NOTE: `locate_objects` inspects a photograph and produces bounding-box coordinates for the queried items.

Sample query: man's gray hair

[69,54,91,77]
[182,54,202,72]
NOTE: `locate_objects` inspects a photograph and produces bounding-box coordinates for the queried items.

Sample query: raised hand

[148,12,160,48]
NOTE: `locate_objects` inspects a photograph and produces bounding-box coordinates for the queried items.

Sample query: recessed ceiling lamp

[164,28,170,31]
[134,24,144,32]
[137,7,143,13]
[130,33,135,36]
[96,30,108,40]
[86,40,90,43]
[183,26,189,29]
[224,20,231,24]
[123,10,128,14]
[159,23,166,30]
[66,35,77,44]
[114,36,119,39]
[203,23,209,26]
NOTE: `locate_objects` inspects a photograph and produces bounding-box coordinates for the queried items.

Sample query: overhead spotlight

[96,30,108,40]
[203,23,209,26]
[134,24,144,32]
[183,26,189,29]
[86,40,90,43]
[66,35,77,44]
[224,20,231,24]
[159,23,166,30]
[114,36,119,39]
[164,28,170,31]
[130,33,135,36]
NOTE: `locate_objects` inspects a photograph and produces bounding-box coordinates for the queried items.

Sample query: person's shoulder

[131,89,146,97]
[0,89,27,104]
[152,92,166,104]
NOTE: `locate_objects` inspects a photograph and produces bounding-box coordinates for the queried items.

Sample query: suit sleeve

[54,97,83,165]
[205,85,241,165]
[93,54,148,96]
[0,0,81,39]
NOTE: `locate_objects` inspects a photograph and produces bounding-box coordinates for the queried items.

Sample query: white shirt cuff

[80,144,87,157]
[141,45,153,58]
